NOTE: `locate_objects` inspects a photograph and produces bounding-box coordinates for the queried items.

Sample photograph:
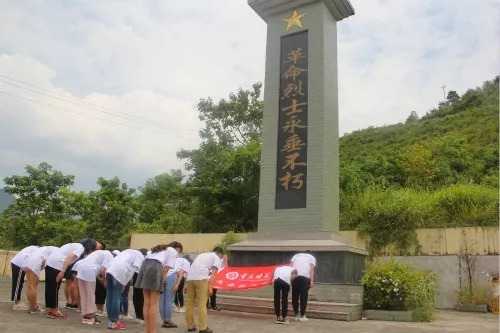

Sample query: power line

[0,74,171,126]
[0,77,182,133]
[0,74,198,136]
[0,89,182,137]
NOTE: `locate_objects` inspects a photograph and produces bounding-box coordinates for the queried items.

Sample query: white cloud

[339,0,499,133]
[0,0,497,190]
[0,54,202,189]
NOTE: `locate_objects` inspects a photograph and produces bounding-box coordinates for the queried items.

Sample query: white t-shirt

[107,249,145,286]
[145,247,177,269]
[291,253,316,279]
[22,246,57,276]
[173,257,191,277]
[46,243,85,271]
[187,252,221,281]
[274,266,294,285]
[11,246,39,267]
[72,260,81,272]
[76,250,114,282]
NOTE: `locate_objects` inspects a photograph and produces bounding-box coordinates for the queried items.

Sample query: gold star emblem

[283,10,306,32]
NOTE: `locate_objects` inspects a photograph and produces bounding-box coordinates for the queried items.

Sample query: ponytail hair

[150,244,168,253]
[166,241,183,253]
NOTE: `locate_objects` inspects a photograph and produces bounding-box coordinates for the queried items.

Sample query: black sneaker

[65,303,72,309]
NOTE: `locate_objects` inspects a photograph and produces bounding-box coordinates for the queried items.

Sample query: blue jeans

[159,273,177,321]
[106,273,124,321]
[120,283,130,315]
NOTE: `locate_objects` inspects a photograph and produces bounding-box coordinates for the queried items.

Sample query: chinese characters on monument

[276,31,308,209]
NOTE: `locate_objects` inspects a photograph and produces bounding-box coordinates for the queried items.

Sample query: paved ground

[0,278,498,333]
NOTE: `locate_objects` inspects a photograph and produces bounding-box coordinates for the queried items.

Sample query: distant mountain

[0,189,14,213]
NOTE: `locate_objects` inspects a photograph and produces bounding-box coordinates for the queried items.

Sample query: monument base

[229,233,367,286]
[225,233,366,320]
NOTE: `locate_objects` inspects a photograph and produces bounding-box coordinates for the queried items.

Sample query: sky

[0,0,498,191]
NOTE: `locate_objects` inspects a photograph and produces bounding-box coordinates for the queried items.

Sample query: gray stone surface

[382,255,499,309]
[248,0,354,22]
[219,284,363,304]
[363,310,413,322]
[255,0,343,233]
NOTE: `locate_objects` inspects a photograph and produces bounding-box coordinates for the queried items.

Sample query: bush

[361,260,438,322]
[348,188,431,256]
[457,284,491,305]
[433,184,499,227]
[341,184,499,255]
[215,231,243,254]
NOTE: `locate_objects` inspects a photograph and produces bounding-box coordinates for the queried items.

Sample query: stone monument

[229,0,367,309]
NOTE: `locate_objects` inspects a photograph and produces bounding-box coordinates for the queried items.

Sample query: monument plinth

[229,0,366,298]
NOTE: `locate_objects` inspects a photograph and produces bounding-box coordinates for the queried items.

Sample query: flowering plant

[361,260,438,322]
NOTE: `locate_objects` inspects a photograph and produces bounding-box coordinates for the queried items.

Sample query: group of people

[10,238,316,333]
[10,239,226,333]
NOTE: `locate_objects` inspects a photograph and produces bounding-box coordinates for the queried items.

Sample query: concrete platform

[217,294,362,321]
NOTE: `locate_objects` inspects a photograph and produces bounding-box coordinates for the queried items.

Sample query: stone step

[216,295,362,321]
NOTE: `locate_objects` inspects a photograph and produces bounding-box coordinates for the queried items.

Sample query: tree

[84,177,136,246]
[447,90,460,104]
[136,170,187,223]
[177,83,263,232]
[405,111,419,124]
[135,170,195,233]
[3,162,75,219]
[396,144,438,189]
[1,162,82,247]
[197,83,263,146]
[178,140,261,232]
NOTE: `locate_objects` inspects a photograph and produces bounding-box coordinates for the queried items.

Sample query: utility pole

[441,84,447,101]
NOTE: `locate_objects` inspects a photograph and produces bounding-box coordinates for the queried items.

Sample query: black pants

[273,278,290,318]
[95,278,106,305]
[207,288,217,309]
[45,266,62,308]
[11,263,25,302]
[132,273,144,320]
[174,277,185,307]
[291,276,310,316]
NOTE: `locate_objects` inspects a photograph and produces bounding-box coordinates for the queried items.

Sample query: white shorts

[23,253,44,277]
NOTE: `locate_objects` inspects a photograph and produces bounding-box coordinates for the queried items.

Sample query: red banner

[214,265,280,290]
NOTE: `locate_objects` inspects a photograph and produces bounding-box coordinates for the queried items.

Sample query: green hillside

[339,76,498,190]
[338,76,499,254]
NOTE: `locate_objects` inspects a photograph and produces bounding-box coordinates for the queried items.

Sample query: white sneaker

[95,310,107,317]
[82,317,96,325]
[299,315,308,322]
[135,319,145,324]
[294,315,301,322]
[13,303,29,311]
[121,314,134,320]
[178,307,185,313]
[29,306,45,314]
